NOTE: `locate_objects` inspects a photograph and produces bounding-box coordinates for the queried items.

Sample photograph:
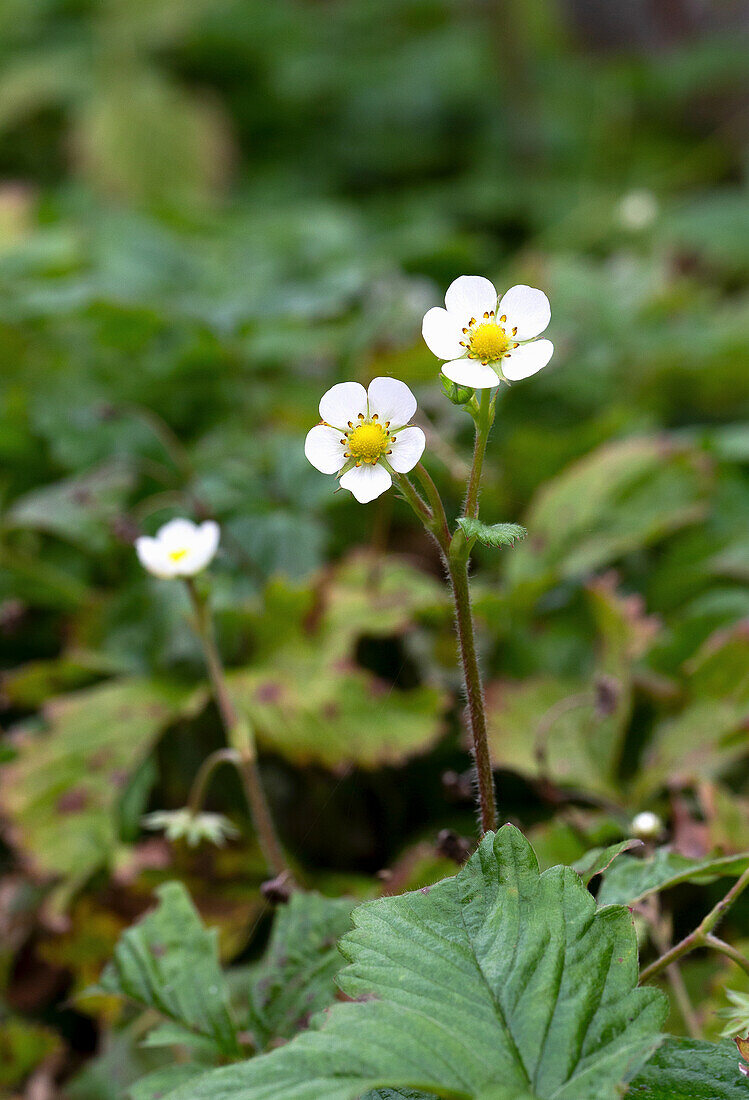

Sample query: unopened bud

[630,811,663,841]
[440,375,474,406]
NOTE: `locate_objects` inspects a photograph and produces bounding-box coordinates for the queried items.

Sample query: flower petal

[367,376,417,428]
[135,536,175,579]
[339,462,392,503]
[305,424,347,474]
[158,517,199,550]
[388,426,426,472]
[181,520,220,575]
[441,359,500,389]
[498,284,551,341]
[502,339,554,381]
[421,307,465,360]
[444,275,497,321]
[319,382,368,429]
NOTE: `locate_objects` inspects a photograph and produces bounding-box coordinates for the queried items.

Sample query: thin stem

[396,454,497,834]
[414,462,450,549]
[186,747,238,816]
[703,935,749,979]
[448,552,497,834]
[463,388,493,519]
[394,473,435,529]
[640,866,749,984]
[185,579,291,881]
[647,903,701,1039]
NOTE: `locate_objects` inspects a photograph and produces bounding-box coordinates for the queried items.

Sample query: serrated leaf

[628,1038,748,1098]
[166,825,666,1100]
[596,848,749,907]
[228,651,445,770]
[244,892,354,1050]
[0,677,183,889]
[572,839,643,886]
[456,518,527,549]
[98,881,239,1059]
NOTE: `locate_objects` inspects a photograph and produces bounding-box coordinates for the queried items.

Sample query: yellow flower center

[468,322,510,362]
[168,547,189,562]
[346,421,391,465]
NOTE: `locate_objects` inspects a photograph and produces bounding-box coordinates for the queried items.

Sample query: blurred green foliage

[1,0,749,1093]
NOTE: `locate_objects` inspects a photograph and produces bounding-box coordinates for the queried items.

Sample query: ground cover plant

[1,1,749,1097]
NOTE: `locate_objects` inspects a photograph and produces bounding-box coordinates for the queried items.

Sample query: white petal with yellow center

[444,275,497,320]
[421,307,465,360]
[388,426,426,472]
[305,424,347,474]
[498,284,551,341]
[441,358,501,389]
[319,381,367,430]
[367,376,417,429]
[340,462,392,503]
[502,338,554,381]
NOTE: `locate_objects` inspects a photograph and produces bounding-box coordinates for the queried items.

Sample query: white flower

[135,518,220,579]
[305,377,426,504]
[630,811,663,841]
[617,189,658,231]
[422,275,553,389]
[142,809,238,847]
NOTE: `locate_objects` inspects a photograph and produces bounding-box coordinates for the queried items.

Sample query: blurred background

[1,0,749,1094]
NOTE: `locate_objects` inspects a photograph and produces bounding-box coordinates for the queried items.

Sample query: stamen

[500,314,506,323]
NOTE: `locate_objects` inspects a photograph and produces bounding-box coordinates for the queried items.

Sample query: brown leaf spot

[56,788,89,814]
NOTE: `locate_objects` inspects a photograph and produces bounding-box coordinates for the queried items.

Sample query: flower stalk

[464,388,494,519]
[448,535,498,834]
[640,865,749,984]
[185,578,291,881]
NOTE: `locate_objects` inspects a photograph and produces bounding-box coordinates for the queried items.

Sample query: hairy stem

[640,866,749,984]
[414,462,450,548]
[397,453,497,833]
[448,550,497,834]
[463,388,493,519]
[185,579,291,880]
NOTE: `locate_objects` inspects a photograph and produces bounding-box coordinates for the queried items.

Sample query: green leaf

[129,1065,208,1100]
[4,461,135,552]
[596,849,749,907]
[228,651,445,770]
[0,677,183,891]
[572,839,643,886]
[628,1038,748,1098]
[456,518,527,549]
[98,882,239,1058]
[167,826,666,1100]
[485,580,654,799]
[507,437,709,589]
[244,892,354,1051]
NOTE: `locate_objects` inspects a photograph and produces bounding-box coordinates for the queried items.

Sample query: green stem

[398,451,497,834]
[703,935,749,979]
[185,580,291,881]
[394,472,435,531]
[640,866,749,984]
[463,388,493,519]
[414,462,450,549]
[448,548,497,834]
[187,747,238,816]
